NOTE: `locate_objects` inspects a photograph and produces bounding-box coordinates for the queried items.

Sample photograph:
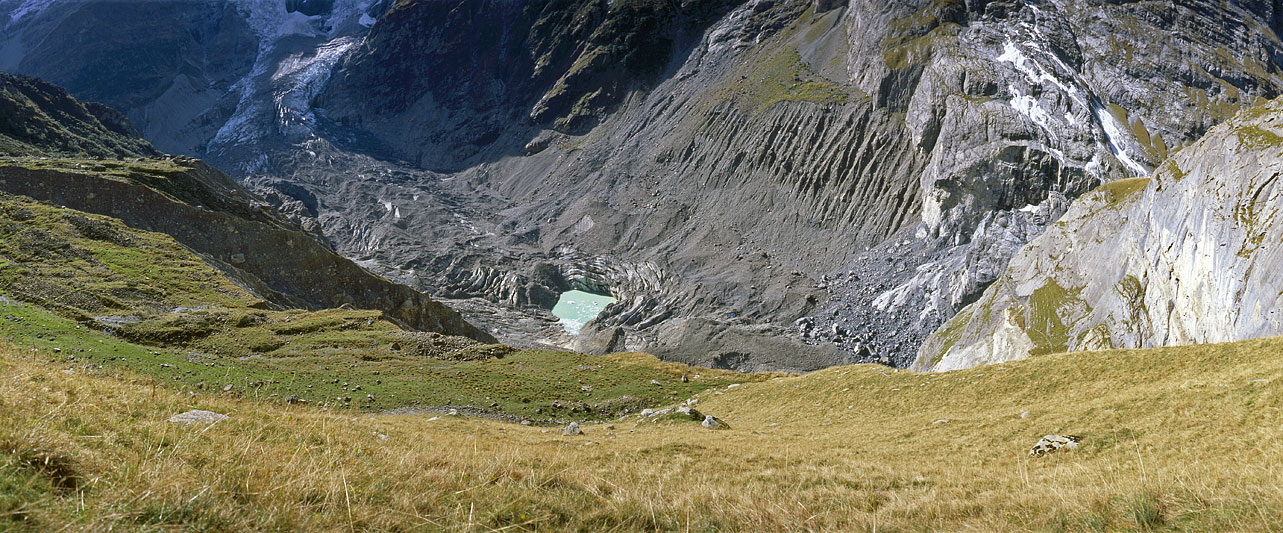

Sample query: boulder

[562,422,582,436]
[1029,434,1082,458]
[167,410,229,425]
[576,326,626,355]
[701,415,729,430]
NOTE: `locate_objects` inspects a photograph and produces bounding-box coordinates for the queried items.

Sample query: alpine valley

[4,0,1283,530]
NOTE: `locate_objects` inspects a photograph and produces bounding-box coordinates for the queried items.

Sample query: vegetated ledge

[3,329,1283,530]
[0,157,494,342]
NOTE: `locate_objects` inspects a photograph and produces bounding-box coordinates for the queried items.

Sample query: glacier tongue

[210,0,377,168]
[3,0,53,26]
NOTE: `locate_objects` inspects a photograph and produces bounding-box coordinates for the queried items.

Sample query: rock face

[317,0,743,169]
[9,0,1283,369]
[917,98,1283,371]
[294,0,1283,368]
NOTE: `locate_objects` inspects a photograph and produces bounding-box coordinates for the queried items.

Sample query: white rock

[1029,434,1082,457]
[167,410,229,425]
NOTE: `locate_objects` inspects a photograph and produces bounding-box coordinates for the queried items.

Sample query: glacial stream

[551,290,616,334]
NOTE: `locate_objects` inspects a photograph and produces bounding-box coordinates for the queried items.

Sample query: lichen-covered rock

[917,98,1283,371]
[1029,434,1081,458]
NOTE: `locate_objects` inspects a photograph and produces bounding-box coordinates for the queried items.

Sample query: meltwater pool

[550,290,616,334]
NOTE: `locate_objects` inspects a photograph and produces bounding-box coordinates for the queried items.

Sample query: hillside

[0,72,157,158]
[4,328,1283,530]
[917,97,1283,371]
[0,190,759,419]
[2,6,1283,531]
[0,156,493,342]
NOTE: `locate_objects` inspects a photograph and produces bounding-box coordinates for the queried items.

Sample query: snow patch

[996,40,1148,177]
[1093,102,1149,176]
[5,0,53,25]
[1008,85,1052,130]
[997,41,1076,99]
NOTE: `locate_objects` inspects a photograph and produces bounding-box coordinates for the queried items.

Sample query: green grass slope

[1,330,1281,530]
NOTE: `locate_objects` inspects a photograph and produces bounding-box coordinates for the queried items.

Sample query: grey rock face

[917,98,1283,371]
[290,0,1283,369]
[806,0,1283,366]
[10,0,1283,370]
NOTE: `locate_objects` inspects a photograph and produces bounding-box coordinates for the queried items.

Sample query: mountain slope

[7,0,1283,370]
[0,72,492,343]
[917,97,1283,371]
[0,0,384,166]
[0,72,157,158]
[290,0,1283,368]
[5,327,1283,530]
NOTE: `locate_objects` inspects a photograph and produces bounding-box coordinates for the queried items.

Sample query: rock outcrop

[1028,434,1080,458]
[917,98,1283,371]
[167,410,230,425]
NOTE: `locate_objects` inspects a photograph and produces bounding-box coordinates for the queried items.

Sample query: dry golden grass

[3,335,1283,531]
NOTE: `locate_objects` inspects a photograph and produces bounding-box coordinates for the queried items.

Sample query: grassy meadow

[2,334,1282,531]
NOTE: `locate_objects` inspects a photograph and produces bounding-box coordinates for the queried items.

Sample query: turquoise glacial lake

[551,290,616,334]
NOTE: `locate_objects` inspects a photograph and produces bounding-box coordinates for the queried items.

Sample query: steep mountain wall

[917,98,1283,371]
[0,0,388,168]
[7,0,1283,369]
[292,0,1283,368]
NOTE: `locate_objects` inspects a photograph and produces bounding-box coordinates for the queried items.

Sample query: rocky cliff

[916,97,1283,371]
[292,0,1283,369]
[8,0,1283,370]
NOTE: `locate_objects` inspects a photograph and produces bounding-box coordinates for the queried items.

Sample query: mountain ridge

[917,96,1283,370]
